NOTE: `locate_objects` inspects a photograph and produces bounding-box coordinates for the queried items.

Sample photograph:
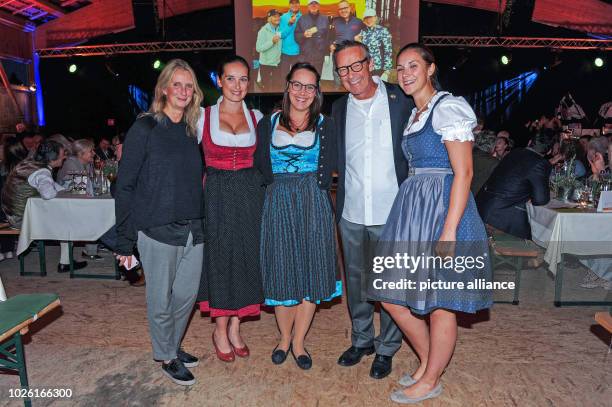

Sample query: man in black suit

[95,136,115,161]
[476,130,554,239]
[331,40,414,379]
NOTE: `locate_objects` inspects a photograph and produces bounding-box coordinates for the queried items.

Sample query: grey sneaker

[390,384,443,404]
[398,373,417,387]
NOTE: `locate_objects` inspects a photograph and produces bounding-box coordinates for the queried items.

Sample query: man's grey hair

[332,40,372,66]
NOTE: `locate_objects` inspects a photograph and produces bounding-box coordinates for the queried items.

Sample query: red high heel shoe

[212,332,235,362]
[231,342,250,358]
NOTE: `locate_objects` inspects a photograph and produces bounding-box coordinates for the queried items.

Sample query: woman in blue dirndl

[254,63,341,370]
[368,44,492,404]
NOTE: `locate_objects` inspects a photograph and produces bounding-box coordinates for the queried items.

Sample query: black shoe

[271,344,290,365]
[177,348,199,368]
[291,347,312,370]
[337,345,375,367]
[57,260,87,273]
[369,354,393,379]
[81,251,103,260]
[161,358,195,386]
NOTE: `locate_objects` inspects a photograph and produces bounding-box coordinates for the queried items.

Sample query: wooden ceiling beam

[26,0,65,17]
[0,8,35,31]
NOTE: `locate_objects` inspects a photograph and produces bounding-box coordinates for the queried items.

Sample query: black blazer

[476,148,552,239]
[254,113,337,190]
[331,81,415,222]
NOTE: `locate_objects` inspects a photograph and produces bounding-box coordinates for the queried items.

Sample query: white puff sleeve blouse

[405,91,477,142]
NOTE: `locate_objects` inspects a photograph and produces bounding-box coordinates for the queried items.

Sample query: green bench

[0,293,61,407]
[487,225,540,305]
[0,223,46,277]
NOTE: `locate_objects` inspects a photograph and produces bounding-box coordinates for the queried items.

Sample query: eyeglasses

[287,80,318,94]
[335,57,368,77]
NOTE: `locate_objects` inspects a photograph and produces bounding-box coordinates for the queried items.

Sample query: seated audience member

[497,130,514,147]
[549,140,587,178]
[587,136,610,181]
[57,138,100,262]
[492,135,510,160]
[57,139,95,186]
[0,137,28,261]
[48,134,73,156]
[19,132,37,154]
[1,138,28,180]
[95,136,115,161]
[471,131,499,195]
[1,141,67,228]
[32,134,44,151]
[476,131,554,239]
[579,135,591,152]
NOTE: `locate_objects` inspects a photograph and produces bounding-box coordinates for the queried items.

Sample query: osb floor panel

[1,247,611,406]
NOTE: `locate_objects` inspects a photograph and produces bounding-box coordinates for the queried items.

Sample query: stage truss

[36,39,234,58]
[422,36,612,51]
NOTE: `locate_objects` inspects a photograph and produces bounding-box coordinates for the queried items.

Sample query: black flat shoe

[291,347,312,370]
[57,260,87,273]
[369,354,392,379]
[271,344,290,365]
[337,345,375,367]
[161,358,195,386]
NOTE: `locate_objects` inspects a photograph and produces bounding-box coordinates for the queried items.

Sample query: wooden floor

[0,246,611,407]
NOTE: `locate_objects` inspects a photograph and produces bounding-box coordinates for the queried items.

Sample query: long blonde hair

[148,59,203,137]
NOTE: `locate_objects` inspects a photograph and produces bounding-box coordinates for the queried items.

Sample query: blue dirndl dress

[368,94,493,314]
[261,113,342,306]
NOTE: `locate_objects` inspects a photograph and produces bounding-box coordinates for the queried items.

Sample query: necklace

[289,114,308,132]
[416,91,438,115]
[406,91,438,134]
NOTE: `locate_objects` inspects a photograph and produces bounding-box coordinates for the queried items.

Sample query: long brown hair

[148,59,203,137]
[279,62,323,132]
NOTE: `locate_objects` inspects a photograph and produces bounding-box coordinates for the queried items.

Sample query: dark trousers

[338,218,402,357]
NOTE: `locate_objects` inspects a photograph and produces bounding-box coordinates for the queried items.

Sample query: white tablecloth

[16,193,115,256]
[527,200,612,275]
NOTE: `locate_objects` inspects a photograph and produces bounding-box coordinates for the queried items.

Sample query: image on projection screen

[246,0,412,93]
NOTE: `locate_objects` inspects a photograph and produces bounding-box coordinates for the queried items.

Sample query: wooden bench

[595,312,612,333]
[487,225,540,305]
[0,293,61,407]
[595,312,612,355]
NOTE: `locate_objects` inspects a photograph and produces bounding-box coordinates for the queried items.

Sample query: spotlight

[29,83,37,92]
[500,55,510,65]
[594,57,604,68]
[68,64,77,73]
[153,59,162,70]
